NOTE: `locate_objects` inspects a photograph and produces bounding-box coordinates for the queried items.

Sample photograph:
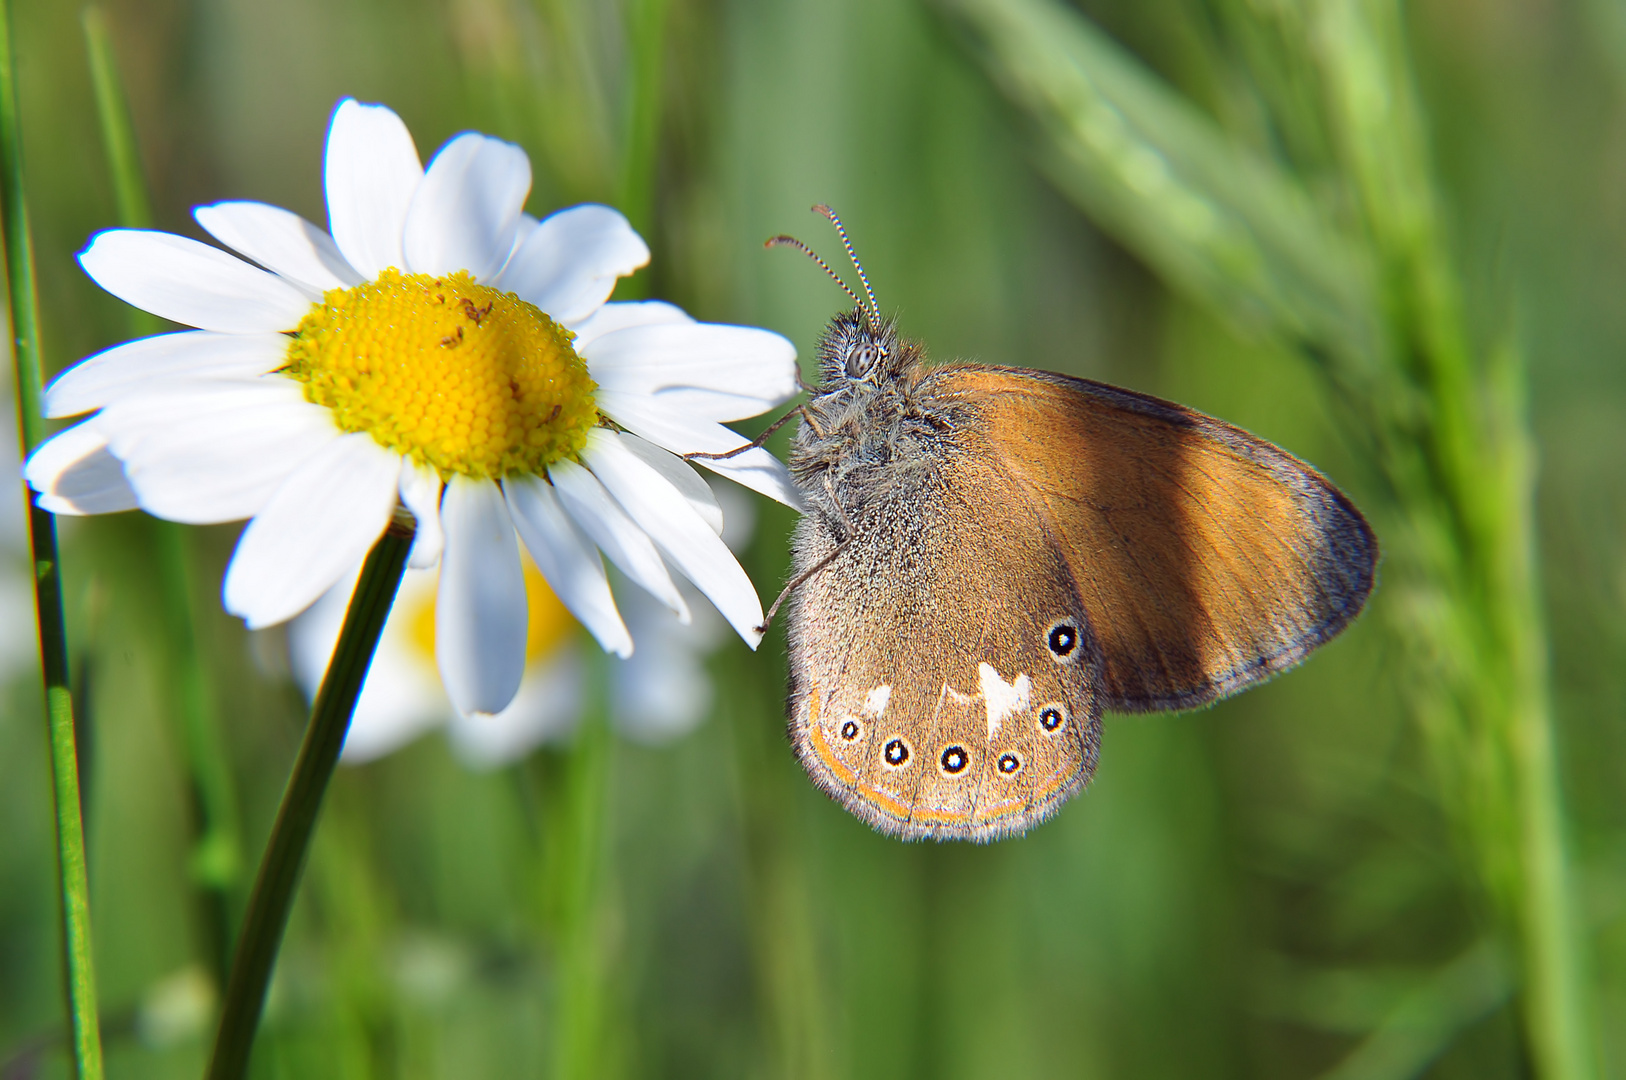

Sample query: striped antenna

[812,205,879,330]
[766,235,864,311]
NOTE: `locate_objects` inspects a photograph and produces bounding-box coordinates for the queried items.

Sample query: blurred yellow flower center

[407,558,577,667]
[284,269,598,478]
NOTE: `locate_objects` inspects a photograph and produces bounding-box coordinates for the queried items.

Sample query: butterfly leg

[684,405,806,461]
[758,541,847,634]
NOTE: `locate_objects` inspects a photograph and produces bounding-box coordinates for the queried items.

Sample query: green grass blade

[0,0,105,1076]
[935,0,1381,375]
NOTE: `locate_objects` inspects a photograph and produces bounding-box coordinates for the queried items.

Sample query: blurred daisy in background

[25,98,800,717]
[288,485,754,766]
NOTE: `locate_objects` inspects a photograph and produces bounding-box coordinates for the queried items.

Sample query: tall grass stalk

[81,5,245,979]
[0,0,104,1075]
[937,0,1594,1074]
[206,525,412,1080]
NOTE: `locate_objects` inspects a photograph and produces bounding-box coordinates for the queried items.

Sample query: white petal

[403,132,531,281]
[99,379,339,524]
[610,584,719,743]
[324,99,423,279]
[195,201,363,295]
[617,435,723,535]
[45,332,287,418]
[585,322,799,421]
[502,476,632,657]
[583,430,764,648]
[448,646,585,766]
[25,421,140,515]
[495,205,649,324]
[437,476,527,714]
[79,230,312,333]
[568,300,692,351]
[398,459,445,569]
[545,459,688,620]
[223,433,402,628]
[595,388,801,508]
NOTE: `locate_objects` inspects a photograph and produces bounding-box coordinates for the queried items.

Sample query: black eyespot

[883,738,910,767]
[1047,620,1079,660]
[840,719,860,741]
[998,753,1022,775]
[939,746,969,774]
[1039,705,1066,733]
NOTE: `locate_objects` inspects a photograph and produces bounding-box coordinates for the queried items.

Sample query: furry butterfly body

[784,309,1376,842]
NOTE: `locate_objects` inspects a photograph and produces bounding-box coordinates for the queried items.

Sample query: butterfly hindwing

[786,430,1102,841]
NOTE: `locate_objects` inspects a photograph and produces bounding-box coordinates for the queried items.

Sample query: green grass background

[3,0,1625,1077]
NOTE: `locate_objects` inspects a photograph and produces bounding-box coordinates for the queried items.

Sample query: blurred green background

[3,0,1625,1077]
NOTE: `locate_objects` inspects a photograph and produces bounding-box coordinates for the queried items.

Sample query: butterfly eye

[840,719,862,741]
[883,737,911,767]
[845,341,888,378]
[1046,619,1081,663]
[1038,704,1067,733]
[939,745,970,775]
[997,752,1023,775]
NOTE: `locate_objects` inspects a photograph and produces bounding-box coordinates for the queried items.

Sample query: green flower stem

[206,524,412,1080]
[81,4,246,977]
[0,0,105,1076]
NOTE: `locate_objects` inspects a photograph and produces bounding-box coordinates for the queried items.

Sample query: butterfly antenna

[812,204,879,330]
[766,234,864,311]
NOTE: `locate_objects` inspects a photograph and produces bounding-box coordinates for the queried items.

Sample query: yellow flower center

[284,269,598,478]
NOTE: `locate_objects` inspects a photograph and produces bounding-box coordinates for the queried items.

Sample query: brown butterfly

[766,207,1376,842]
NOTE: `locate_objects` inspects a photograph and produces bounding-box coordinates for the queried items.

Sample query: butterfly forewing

[930,366,1377,712]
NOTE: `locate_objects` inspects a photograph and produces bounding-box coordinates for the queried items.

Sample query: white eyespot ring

[1037,704,1067,734]
[882,737,911,768]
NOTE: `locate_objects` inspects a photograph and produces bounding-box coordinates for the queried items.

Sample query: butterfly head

[770,205,920,394]
[816,307,912,389]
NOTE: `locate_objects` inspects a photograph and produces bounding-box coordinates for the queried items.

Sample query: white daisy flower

[25,98,799,716]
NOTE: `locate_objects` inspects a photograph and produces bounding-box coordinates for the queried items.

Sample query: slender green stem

[0,2,104,1077]
[82,4,246,980]
[206,525,412,1080]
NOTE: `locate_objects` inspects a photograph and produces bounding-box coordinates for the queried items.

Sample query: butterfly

[762,207,1376,842]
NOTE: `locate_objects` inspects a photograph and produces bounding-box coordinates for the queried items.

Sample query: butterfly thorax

[791,309,951,534]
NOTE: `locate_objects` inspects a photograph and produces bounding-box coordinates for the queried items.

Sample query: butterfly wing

[929,365,1377,712]
[786,417,1103,841]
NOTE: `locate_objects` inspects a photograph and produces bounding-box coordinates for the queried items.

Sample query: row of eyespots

[871,739,1033,778]
[837,701,1069,749]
